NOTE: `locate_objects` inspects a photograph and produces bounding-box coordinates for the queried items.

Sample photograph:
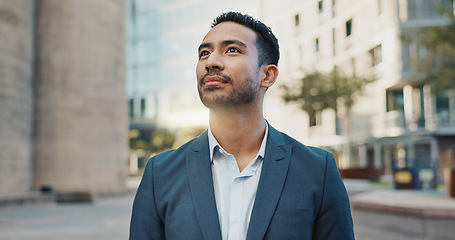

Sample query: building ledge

[351,190,455,239]
[351,190,455,218]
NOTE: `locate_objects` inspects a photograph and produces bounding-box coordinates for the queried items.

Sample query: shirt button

[234,178,241,183]
[232,217,239,223]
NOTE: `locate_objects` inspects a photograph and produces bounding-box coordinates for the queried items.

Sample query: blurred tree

[129,128,175,154]
[149,128,176,153]
[414,5,455,92]
[282,66,374,118]
[129,129,145,150]
[180,126,206,139]
[282,67,375,168]
[173,126,207,148]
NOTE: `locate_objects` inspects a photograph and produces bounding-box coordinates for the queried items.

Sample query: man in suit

[130,12,354,240]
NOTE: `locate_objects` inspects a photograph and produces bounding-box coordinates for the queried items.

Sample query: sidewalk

[0,177,141,240]
[0,192,134,240]
[0,178,454,240]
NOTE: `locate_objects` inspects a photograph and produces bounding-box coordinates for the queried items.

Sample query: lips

[203,75,228,86]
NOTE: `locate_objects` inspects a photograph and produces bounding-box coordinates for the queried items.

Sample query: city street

[0,193,133,240]
[0,179,442,240]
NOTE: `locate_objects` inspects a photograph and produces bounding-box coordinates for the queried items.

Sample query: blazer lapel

[186,132,222,240]
[246,126,292,240]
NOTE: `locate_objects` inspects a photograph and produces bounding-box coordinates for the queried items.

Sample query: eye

[199,50,210,59]
[226,47,241,53]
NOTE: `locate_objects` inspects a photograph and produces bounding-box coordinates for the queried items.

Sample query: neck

[209,104,266,172]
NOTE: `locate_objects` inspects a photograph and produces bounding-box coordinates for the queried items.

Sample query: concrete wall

[33,0,128,195]
[0,0,35,196]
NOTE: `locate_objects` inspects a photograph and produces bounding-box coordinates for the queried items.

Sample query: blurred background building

[126,0,263,170]
[1,0,454,201]
[262,0,455,189]
[127,0,455,190]
[0,0,128,199]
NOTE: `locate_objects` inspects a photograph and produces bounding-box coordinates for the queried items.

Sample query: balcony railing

[372,111,406,136]
[372,110,455,137]
[429,111,455,128]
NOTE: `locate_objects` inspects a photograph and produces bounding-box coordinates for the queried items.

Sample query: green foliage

[149,128,175,153]
[172,126,207,148]
[129,128,176,154]
[282,67,375,115]
[180,126,206,139]
[411,7,455,92]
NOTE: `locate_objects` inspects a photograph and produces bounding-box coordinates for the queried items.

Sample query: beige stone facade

[0,0,128,198]
[0,0,35,195]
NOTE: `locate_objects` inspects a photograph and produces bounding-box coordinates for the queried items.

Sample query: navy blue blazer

[130,125,354,240]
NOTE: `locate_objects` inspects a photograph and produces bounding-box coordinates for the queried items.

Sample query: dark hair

[211,12,279,66]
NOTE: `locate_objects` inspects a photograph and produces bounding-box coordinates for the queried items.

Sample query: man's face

[196,22,262,110]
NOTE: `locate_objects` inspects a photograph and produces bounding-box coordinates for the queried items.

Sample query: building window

[129,99,134,118]
[346,19,353,36]
[318,0,324,13]
[310,114,317,127]
[294,14,300,27]
[310,111,323,127]
[369,44,382,67]
[140,98,146,117]
[387,89,404,112]
[436,91,450,114]
[315,38,320,52]
[444,0,454,11]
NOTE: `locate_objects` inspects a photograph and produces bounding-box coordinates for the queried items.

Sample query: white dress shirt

[208,125,268,240]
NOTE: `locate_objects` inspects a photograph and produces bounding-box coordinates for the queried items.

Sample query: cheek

[232,63,251,77]
[196,64,204,80]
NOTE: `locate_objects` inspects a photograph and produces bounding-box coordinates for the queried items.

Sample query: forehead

[202,22,258,47]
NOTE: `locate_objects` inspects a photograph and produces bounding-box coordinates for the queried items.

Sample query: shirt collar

[208,121,269,163]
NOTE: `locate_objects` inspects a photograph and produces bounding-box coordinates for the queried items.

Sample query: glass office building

[126,0,263,130]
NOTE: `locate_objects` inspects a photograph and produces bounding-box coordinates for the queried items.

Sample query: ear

[260,64,279,88]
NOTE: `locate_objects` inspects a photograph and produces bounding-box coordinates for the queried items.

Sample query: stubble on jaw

[198,74,260,109]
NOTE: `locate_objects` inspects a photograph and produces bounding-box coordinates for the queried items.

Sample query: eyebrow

[198,40,248,52]
[198,42,212,52]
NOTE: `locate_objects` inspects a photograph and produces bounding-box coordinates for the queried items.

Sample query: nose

[205,52,224,71]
